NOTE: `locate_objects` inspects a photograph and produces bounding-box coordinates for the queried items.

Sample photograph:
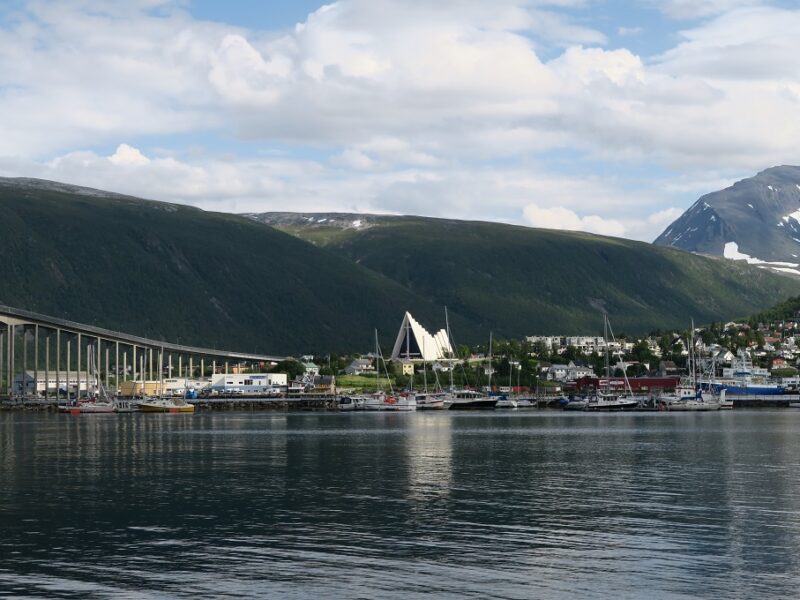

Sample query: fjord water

[2,412,800,599]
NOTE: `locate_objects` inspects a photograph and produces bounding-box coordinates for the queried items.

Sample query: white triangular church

[390,311,453,362]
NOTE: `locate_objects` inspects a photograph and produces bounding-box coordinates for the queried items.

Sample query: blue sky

[0,0,798,241]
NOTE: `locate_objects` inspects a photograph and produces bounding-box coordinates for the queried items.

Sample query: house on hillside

[301,361,320,377]
[659,360,679,377]
[344,358,374,375]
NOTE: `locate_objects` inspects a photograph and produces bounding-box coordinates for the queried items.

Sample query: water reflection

[1,411,800,598]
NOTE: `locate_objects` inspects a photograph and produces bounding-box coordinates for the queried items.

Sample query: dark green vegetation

[3,177,800,356]
[258,214,800,341]
[748,294,800,325]
[0,179,461,354]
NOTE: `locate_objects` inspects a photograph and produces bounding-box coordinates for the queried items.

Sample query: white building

[547,362,595,382]
[14,371,96,396]
[210,373,288,394]
[391,311,453,362]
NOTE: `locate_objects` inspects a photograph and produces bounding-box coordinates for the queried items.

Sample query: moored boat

[445,389,497,410]
[59,400,116,414]
[139,398,195,413]
[362,391,417,411]
[495,396,518,409]
[414,392,445,410]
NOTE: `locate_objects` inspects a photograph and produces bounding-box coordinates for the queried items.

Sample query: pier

[0,304,290,405]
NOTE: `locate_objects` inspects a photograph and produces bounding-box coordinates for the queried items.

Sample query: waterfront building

[210,373,288,394]
[14,371,97,396]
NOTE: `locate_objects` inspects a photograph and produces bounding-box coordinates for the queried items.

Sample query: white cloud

[655,0,765,20]
[0,0,798,244]
[523,204,627,237]
[617,26,643,36]
[108,143,150,166]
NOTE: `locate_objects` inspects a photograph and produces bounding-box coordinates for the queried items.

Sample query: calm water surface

[1,410,800,599]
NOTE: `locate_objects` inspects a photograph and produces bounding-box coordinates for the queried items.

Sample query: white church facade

[390,312,454,362]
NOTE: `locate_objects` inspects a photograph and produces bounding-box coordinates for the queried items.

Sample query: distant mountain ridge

[654,166,800,274]
[1,176,799,353]
[250,210,800,337]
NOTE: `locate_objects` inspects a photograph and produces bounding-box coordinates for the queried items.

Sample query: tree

[273,360,304,380]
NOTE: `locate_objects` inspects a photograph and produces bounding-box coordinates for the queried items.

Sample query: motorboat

[139,397,195,413]
[495,395,518,409]
[362,391,416,411]
[414,392,445,410]
[445,389,497,410]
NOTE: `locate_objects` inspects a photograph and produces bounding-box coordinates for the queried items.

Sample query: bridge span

[0,304,291,400]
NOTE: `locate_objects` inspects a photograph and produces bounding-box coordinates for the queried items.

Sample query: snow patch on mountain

[723,241,800,274]
[782,209,800,223]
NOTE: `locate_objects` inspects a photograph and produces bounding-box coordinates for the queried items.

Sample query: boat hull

[139,402,195,413]
[710,383,784,396]
[584,400,640,411]
[448,398,498,410]
[668,401,720,411]
[59,402,116,414]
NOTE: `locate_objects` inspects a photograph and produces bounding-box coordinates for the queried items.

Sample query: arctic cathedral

[390,312,454,362]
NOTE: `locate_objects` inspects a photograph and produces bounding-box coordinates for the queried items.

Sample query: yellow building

[400,361,414,376]
[118,381,165,397]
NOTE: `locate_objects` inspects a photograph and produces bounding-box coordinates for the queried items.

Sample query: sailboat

[362,330,417,411]
[491,335,517,409]
[139,347,195,413]
[663,321,721,412]
[60,345,117,414]
[584,315,644,411]
[414,336,445,410]
[441,308,497,410]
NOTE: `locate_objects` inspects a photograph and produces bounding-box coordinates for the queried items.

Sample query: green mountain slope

[0,179,457,354]
[252,213,800,339]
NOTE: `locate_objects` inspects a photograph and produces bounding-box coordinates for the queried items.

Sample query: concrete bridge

[0,304,291,400]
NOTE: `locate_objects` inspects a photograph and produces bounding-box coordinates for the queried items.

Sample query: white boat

[60,346,131,414]
[515,397,536,408]
[584,392,641,411]
[667,397,721,411]
[362,330,417,412]
[495,396,518,408]
[583,316,644,411]
[338,396,363,411]
[661,321,721,412]
[414,392,446,410]
[362,391,417,411]
[59,399,116,414]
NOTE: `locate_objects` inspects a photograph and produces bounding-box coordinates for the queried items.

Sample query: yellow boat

[138,398,195,413]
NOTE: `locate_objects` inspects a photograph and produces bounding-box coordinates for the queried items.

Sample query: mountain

[0,178,461,355]
[3,176,799,355]
[249,212,800,338]
[654,166,800,273]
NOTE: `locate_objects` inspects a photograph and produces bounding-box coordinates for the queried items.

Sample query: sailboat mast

[689,319,697,392]
[375,328,380,392]
[445,306,454,390]
[604,314,610,385]
[488,332,493,392]
[423,336,428,393]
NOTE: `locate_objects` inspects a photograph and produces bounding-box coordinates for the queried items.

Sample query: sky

[0,0,799,242]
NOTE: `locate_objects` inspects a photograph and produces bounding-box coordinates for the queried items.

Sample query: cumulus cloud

[0,0,798,243]
[655,0,765,20]
[523,204,627,237]
[108,144,150,166]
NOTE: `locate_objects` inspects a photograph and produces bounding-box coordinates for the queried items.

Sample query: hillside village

[291,310,800,395]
